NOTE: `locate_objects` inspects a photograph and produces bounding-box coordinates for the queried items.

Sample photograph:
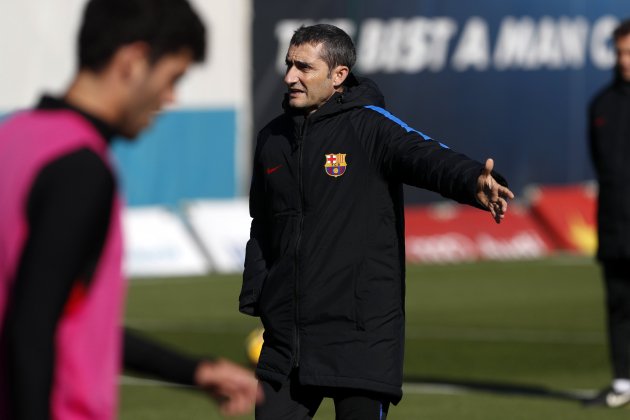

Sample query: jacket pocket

[240,239,271,317]
[353,259,366,331]
[239,275,265,317]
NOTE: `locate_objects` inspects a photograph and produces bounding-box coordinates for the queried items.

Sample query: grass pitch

[120,257,630,419]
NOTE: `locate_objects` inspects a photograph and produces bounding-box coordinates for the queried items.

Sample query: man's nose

[284,66,297,85]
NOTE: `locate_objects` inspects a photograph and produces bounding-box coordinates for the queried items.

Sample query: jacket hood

[282,73,386,122]
[334,73,386,109]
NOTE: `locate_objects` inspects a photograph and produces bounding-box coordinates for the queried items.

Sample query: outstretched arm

[194,358,263,416]
[475,158,515,224]
[362,106,513,216]
[124,328,262,416]
[363,106,509,209]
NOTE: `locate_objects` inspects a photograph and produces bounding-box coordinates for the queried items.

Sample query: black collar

[36,95,117,143]
[618,81,630,96]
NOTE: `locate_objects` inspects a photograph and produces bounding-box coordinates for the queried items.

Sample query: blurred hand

[476,158,515,224]
[194,358,263,416]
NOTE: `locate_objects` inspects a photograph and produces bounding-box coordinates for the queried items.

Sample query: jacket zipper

[293,118,308,368]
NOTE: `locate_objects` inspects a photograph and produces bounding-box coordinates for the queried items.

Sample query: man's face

[119,49,193,138]
[284,42,335,114]
[616,33,630,82]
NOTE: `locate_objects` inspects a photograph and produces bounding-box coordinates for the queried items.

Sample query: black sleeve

[5,148,114,420]
[588,98,601,174]
[123,328,203,386]
[240,135,271,316]
[375,115,507,208]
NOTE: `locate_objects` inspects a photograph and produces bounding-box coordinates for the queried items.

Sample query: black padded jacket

[240,74,506,402]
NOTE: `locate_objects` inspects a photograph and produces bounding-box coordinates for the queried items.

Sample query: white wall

[0,0,251,111]
[0,0,253,194]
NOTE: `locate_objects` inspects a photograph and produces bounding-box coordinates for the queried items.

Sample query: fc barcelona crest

[324,153,347,177]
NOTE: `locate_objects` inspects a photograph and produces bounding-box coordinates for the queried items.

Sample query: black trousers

[256,370,390,420]
[602,259,630,379]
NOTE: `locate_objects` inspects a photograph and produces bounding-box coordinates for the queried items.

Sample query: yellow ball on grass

[245,327,264,366]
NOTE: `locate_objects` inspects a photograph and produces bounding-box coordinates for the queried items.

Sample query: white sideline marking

[120,375,597,399]
[125,319,605,346]
[405,326,604,345]
[121,375,194,388]
[126,319,256,333]
[403,383,467,396]
[128,276,216,286]
[402,383,598,399]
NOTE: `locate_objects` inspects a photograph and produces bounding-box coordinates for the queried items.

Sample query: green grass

[120,257,630,419]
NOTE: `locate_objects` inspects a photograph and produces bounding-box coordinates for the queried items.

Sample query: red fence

[404,183,597,263]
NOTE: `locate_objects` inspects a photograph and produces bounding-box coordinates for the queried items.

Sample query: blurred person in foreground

[587,18,630,408]
[240,23,514,419]
[0,0,260,418]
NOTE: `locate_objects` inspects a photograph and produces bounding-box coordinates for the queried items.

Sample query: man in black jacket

[240,24,514,419]
[587,18,630,408]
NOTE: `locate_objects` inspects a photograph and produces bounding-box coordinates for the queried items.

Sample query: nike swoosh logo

[266,164,283,175]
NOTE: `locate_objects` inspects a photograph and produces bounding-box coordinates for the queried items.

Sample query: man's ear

[109,41,151,83]
[332,65,350,89]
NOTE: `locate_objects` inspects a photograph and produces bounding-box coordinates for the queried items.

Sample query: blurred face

[119,49,193,138]
[616,33,630,82]
[284,43,336,114]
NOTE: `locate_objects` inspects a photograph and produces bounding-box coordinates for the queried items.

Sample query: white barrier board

[185,199,251,273]
[123,207,209,277]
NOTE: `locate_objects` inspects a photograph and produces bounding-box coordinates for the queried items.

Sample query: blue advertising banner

[253,0,630,202]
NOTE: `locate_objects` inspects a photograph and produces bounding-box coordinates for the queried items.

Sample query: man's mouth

[289,88,305,97]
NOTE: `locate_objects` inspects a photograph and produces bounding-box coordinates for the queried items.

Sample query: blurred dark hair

[290,24,356,73]
[613,18,630,41]
[78,0,206,71]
